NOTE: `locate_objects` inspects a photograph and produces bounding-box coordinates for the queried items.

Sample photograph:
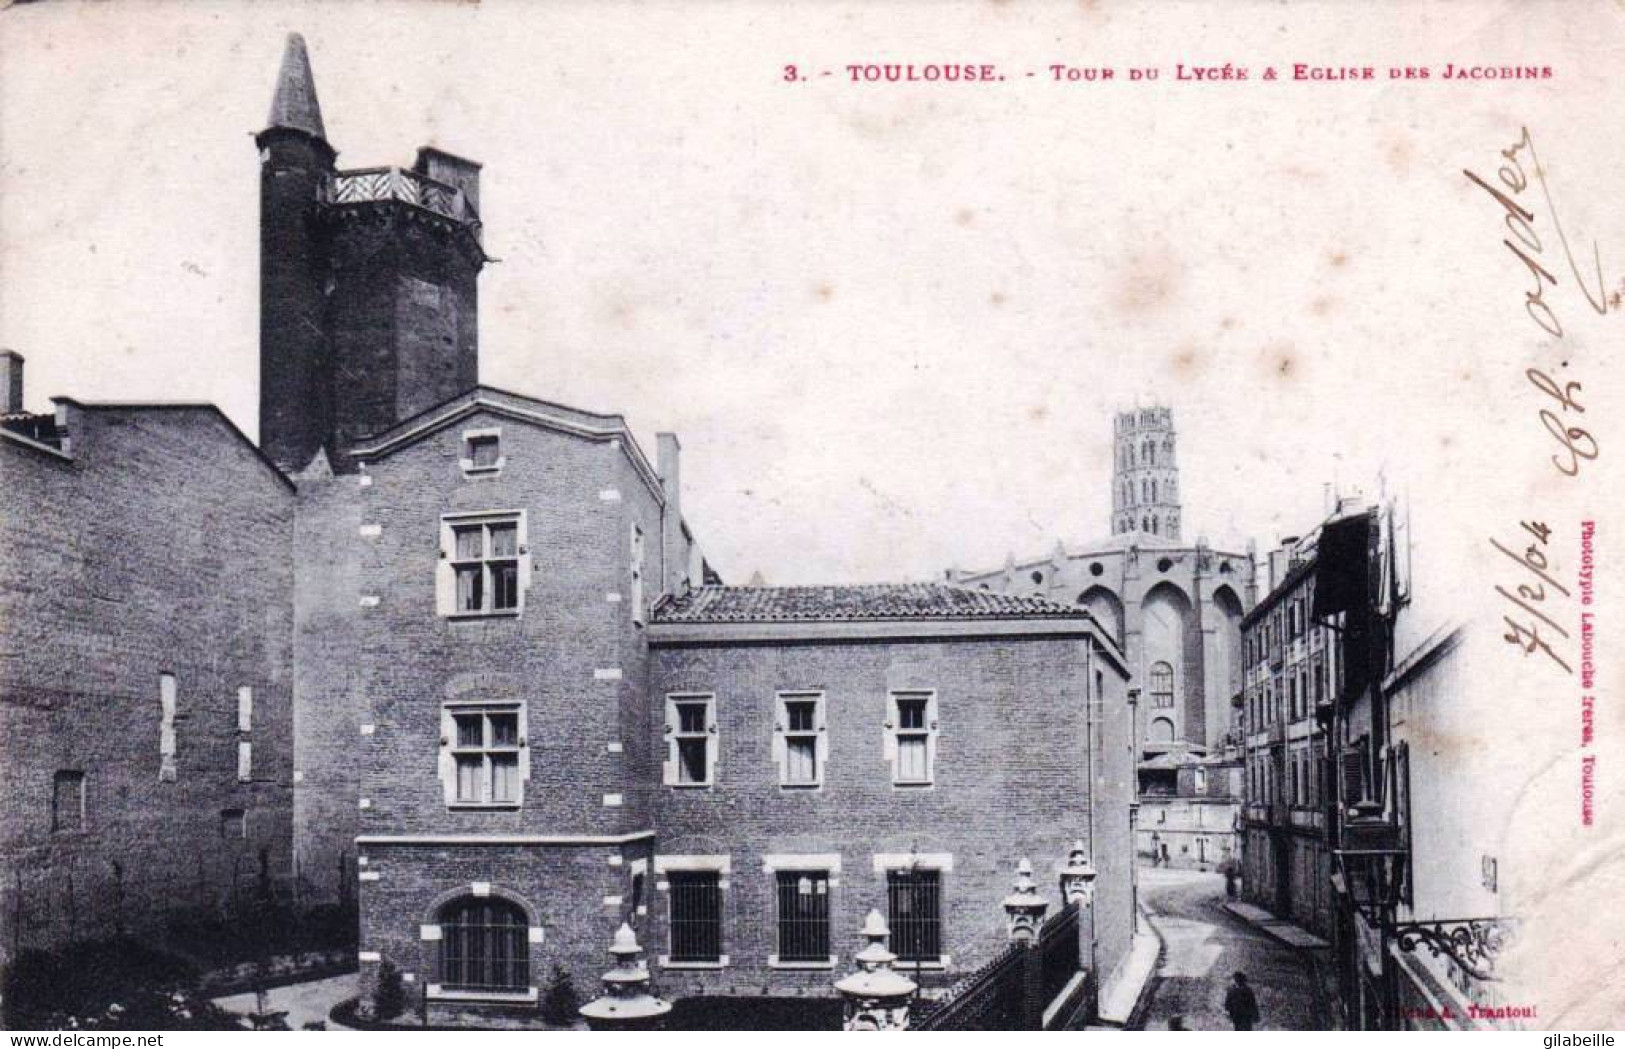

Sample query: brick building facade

[1237,526,1345,938]
[0,395,296,965]
[0,33,1144,1024]
[1137,746,1243,872]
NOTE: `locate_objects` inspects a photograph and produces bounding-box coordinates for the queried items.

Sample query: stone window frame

[663,692,717,788]
[420,883,545,1006]
[458,426,506,478]
[772,690,827,790]
[654,854,731,969]
[436,510,531,619]
[438,700,531,810]
[884,689,938,788]
[762,853,841,970]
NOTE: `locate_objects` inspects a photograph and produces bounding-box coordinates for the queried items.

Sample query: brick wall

[647,630,1136,998]
[0,407,295,965]
[292,465,365,908]
[348,409,669,1003]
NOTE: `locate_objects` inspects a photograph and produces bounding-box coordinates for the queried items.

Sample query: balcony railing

[326,167,477,226]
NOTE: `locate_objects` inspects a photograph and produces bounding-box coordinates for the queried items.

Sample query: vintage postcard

[0,0,1619,1035]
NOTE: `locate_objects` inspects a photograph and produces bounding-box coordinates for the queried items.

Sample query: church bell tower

[1111,407,1182,540]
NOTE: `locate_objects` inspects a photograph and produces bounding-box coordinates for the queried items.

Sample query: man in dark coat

[1224,972,1260,1030]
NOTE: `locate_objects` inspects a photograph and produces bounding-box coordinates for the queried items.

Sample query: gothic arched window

[439,895,530,993]
[1150,662,1174,708]
[1150,479,1158,502]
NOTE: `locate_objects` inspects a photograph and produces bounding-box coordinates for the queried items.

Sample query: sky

[0,0,1619,587]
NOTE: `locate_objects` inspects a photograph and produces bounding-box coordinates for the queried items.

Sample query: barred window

[775,870,831,962]
[439,897,529,993]
[667,871,723,962]
[886,868,942,963]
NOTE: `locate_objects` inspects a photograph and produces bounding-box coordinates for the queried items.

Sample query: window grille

[667,871,723,962]
[775,870,830,962]
[440,897,529,992]
[886,868,942,962]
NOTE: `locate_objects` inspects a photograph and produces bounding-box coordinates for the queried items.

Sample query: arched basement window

[440,896,529,993]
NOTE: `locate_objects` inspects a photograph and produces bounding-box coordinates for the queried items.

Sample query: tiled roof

[654,583,1088,624]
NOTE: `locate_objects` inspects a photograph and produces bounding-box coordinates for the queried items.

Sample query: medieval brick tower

[257,34,486,474]
[1111,407,1182,540]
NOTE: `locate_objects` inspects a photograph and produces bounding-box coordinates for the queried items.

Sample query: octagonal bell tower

[1111,407,1181,540]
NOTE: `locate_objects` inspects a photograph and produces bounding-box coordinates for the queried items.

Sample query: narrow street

[1137,868,1334,1031]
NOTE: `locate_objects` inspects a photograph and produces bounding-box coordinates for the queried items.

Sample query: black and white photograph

[0,0,1619,1035]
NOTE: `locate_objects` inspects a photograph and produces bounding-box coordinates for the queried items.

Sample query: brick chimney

[657,433,684,596]
[0,350,23,414]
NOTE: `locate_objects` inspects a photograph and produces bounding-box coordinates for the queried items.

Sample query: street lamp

[1332,799,1407,922]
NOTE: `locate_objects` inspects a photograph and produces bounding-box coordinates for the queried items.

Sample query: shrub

[372,959,406,1022]
[540,964,581,1026]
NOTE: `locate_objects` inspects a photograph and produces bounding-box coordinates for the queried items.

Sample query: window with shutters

[1341,737,1372,812]
[774,691,826,788]
[886,690,937,786]
[440,703,527,808]
[886,868,943,963]
[664,694,716,787]
[438,511,529,617]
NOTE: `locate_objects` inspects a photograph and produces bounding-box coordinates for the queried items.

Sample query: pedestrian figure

[1224,972,1260,1031]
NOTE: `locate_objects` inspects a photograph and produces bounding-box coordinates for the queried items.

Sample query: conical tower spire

[266,33,327,140]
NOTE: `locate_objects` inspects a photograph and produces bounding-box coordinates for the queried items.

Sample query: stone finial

[1060,841,1098,906]
[1002,858,1050,942]
[579,922,671,1030]
[835,910,916,1031]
